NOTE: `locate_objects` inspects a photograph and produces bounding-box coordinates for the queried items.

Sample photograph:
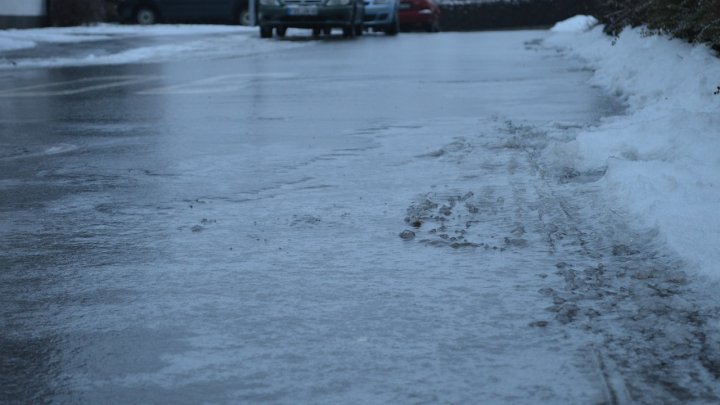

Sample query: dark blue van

[117,0,251,25]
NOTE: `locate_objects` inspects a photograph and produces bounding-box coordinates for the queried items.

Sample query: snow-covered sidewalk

[546,16,720,281]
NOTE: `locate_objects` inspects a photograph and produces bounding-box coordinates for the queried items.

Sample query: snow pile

[0,36,36,52]
[547,19,720,280]
[0,24,306,69]
[549,15,598,33]
[0,24,255,52]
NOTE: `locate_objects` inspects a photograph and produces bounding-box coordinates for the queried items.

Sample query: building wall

[0,0,47,28]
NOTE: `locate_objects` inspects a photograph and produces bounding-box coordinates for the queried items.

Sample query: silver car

[362,0,399,35]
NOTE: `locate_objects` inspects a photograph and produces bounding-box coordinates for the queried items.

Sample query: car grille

[364,13,388,21]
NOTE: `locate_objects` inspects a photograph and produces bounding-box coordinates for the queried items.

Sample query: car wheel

[342,25,356,38]
[427,18,440,32]
[323,27,332,35]
[135,6,157,25]
[312,27,322,37]
[237,8,251,26]
[385,13,399,35]
[355,24,363,36]
[343,7,358,38]
[276,26,287,37]
[260,25,273,38]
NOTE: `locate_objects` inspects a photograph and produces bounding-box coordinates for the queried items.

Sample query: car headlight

[418,8,432,14]
[326,0,351,5]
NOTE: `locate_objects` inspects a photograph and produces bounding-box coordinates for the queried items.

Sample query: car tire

[342,25,356,38]
[276,26,287,37]
[237,8,251,26]
[134,6,157,25]
[385,13,399,35]
[355,24,363,36]
[427,18,440,32]
[343,7,359,38]
[323,27,332,35]
[260,25,273,38]
[312,27,322,37]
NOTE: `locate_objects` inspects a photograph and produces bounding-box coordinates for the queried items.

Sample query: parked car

[398,0,440,32]
[258,0,364,38]
[116,0,252,25]
[362,0,400,35]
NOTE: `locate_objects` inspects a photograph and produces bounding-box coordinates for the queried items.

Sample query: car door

[154,0,183,20]
[156,0,227,21]
[182,0,232,20]
[203,0,237,19]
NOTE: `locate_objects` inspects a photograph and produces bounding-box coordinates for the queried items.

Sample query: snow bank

[0,24,306,69]
[0,24,255,53]
[547,19,720,280]
[0,36,36,52]
[549,15,598,33]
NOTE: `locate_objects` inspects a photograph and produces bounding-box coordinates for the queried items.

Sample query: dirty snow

[547,19,720,281]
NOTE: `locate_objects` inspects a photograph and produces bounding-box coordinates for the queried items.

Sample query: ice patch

[44,144,78,155]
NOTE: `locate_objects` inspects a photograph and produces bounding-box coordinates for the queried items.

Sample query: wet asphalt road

[2,30,719,404]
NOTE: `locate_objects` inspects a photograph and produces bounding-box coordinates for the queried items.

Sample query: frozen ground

[1,19,719,404]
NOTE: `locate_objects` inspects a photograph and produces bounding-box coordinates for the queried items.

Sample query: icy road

[1,29,719,404]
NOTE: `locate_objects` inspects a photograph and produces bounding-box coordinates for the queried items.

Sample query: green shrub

[598,0,720,49]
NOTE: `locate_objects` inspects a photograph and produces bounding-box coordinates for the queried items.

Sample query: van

[117,0,252,25]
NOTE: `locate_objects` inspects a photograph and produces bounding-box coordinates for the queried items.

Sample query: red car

[398,0,440,32]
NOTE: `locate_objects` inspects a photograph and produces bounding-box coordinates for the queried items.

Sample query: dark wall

[0,15,47,28]
[47,0,117,26]
[438,0,603,31]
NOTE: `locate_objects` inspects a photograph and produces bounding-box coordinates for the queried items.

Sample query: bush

[49,0,110,26]
[598,0,720,49]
